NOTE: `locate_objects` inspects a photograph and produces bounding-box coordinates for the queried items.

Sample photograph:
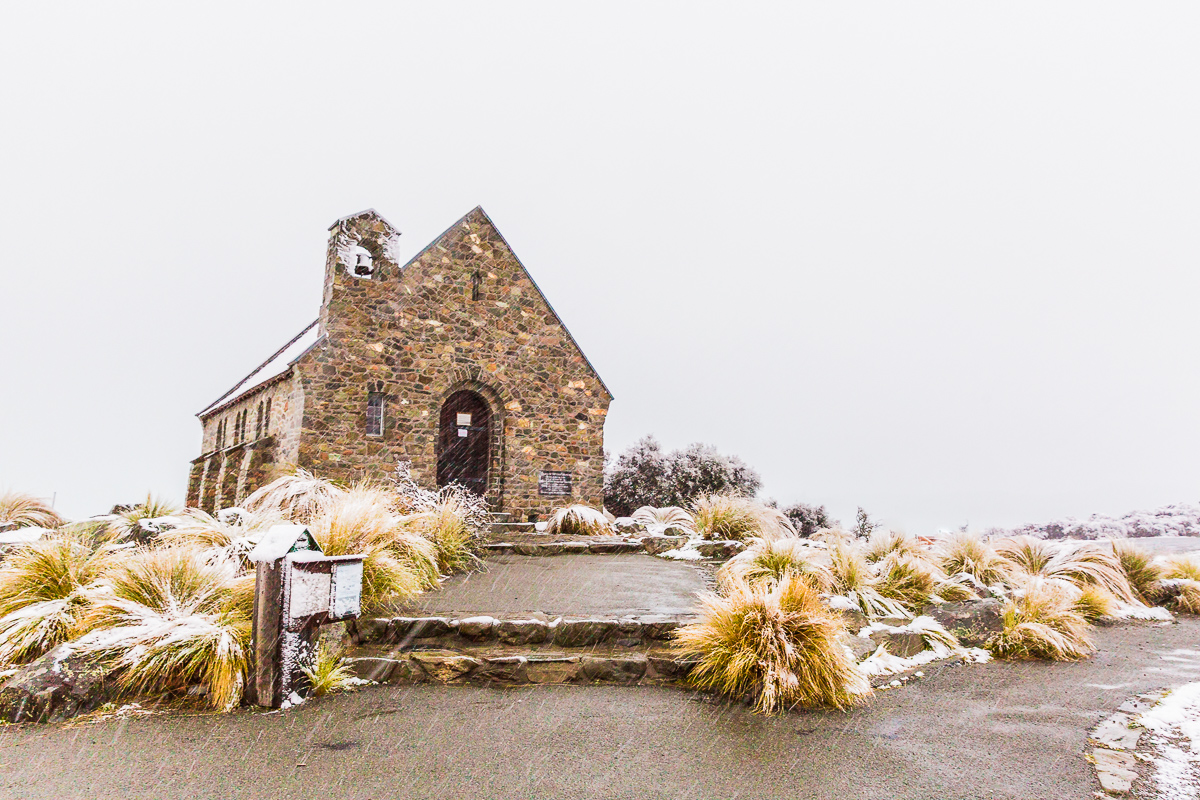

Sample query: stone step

[344,641,696,687]
[488,521,537,534]
[479,535,746,558]
[349,613,693,649]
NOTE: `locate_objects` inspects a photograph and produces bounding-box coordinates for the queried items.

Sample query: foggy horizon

[4,3,1199,534]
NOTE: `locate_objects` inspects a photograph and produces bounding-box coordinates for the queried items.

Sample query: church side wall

[187,373,305,510]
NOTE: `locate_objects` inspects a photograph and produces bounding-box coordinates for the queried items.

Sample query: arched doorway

[436,390,491,496]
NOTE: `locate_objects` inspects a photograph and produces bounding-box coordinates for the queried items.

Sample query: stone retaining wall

[347,649,696,687]
[351,614,690,648]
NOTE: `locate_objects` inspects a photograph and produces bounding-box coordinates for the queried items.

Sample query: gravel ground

[2,618,1198,800]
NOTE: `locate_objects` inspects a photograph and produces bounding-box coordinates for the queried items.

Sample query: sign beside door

[538,470,573,496]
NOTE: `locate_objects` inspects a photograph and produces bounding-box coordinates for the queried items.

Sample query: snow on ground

[1138,681,1200,798]
[1111,604,1174,621]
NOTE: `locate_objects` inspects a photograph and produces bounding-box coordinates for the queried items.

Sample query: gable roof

[400,206,613,399]
[198,321,322,417]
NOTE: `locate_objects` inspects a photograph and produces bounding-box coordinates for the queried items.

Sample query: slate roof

[198,321,322,417]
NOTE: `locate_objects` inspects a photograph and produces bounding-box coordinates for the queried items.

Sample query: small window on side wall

[367,391,385,437]
[264,397,272,435]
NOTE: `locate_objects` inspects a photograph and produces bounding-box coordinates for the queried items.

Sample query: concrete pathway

[3,618,1198,799]
[398,553,708,618]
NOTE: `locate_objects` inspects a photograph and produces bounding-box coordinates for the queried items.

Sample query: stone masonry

[187,207,612,519]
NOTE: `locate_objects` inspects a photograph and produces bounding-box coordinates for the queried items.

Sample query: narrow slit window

[366,391,385,437]
[264,397,272,435]
[255,402,264,440]
[471,270,482,302]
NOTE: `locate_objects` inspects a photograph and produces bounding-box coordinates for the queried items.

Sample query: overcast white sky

[2,3,1199,533]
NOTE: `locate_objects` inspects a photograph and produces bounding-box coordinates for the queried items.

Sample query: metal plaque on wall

[538,470,573,496]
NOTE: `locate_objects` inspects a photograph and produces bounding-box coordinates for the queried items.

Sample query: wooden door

[436,390,491,495]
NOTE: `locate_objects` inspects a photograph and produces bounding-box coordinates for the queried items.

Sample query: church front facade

[187,207,611,521]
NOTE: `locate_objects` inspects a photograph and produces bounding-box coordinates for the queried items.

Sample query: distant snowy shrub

[985,503,1200,541]
[603,436,762,518]
[781,503,837,538]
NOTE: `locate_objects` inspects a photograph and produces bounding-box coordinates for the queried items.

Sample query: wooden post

[250,559,284,707]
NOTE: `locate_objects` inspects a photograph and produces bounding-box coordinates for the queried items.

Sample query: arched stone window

[255,401,264,440]
[264,397,272,435]
[471,270,482,302]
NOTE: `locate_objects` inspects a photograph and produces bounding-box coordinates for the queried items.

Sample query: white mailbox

[247,524,365,708]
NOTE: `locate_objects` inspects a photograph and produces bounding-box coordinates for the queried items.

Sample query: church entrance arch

[436,389,491,496]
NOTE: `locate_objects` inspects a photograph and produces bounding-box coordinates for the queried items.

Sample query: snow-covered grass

[988,578,1095,661]
[0,536,107,663]
[693,495,795,541]
[631,505,696,536]
[545,504,613,536]
[243,469,346,524]
[76,547,252,711]
[718,538,833,593]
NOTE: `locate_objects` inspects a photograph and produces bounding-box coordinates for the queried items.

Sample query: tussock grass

[301,645,357,696]
[932,576,978,602]
[308,488,432,609]
[875,552,939,611]
[243,469,346,523]
[631,506,696,534]
[826,542,910,618]
[106,495,182,545]
[1112,541,1165,605]
[545,504,613,536]
[995,536,1056,575]
[1162,556,1200,582]
[158,508,280,564]
[675,574,871,713]
[997,537,1138,605]
[987,579,1095,661]
[0,537,107,663]
[406,501,481,576]
[718,539,833,593]
[1168,580,1200,614]
[1073,584,1119,621]
[693,496,796,542]
[0,491,64,530]
[78,547,250,710]
[863,530,922,564]
[938,532,1009,585]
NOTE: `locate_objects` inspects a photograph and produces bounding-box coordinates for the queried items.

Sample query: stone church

[187,207,611,520]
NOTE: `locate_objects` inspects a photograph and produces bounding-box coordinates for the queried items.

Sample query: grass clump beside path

[675,573,870,714]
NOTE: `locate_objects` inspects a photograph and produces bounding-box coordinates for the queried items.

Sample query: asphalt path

[401,553,708,618]
[2,618,1198,800]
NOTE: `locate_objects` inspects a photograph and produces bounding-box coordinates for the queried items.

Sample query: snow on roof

[199,321,321,417]
[248,524,322,563]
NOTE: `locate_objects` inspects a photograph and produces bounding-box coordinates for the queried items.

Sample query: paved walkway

[3,619,1198,799]
[398,553,708,618]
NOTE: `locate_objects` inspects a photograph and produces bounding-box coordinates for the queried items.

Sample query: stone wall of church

[293,208,610,519]
[187,374,305,511]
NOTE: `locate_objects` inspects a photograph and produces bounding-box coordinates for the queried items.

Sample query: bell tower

[319,209,402,336]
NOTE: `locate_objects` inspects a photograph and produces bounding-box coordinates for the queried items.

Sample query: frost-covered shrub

[604,436,762,517]
[985,503,1200,541]
[781,503,836,538]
